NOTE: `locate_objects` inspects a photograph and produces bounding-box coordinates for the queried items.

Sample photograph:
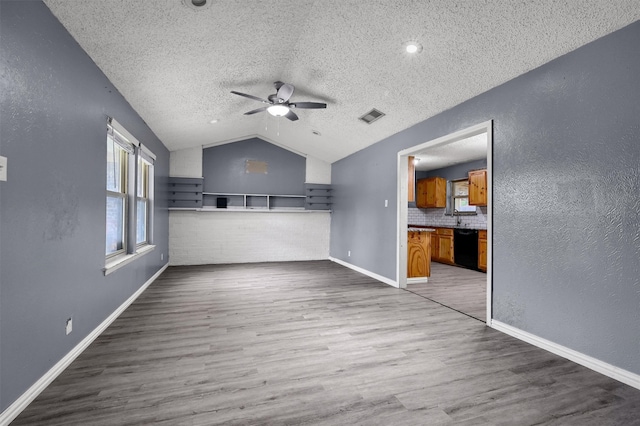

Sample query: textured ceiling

[44,0,640,163]
[414,133,487,172]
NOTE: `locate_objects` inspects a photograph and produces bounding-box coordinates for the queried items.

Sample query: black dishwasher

[453,229,478,270]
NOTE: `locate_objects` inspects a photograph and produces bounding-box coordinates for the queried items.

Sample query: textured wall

[0,2,169,411]
[331,21,640,374]
[169,211,330,265]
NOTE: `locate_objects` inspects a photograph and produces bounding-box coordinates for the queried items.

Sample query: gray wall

[203,138,306,195]
[331,21,640,374]
[0,1,170,411]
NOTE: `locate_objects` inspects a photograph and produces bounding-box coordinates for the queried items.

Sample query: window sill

[104,245,156,276]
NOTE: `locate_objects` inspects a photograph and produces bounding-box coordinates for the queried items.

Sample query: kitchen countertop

[409,224,487,231]
[408,226,435,232]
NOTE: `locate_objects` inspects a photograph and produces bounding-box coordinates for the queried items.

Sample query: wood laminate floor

[407,262,487,322]
[12,261,640,425]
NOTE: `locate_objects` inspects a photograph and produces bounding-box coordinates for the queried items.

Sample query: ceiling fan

[231,81,326,121]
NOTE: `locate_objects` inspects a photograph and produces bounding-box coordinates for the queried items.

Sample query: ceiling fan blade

[290,102,327,109]
[244,106,268,115]
[230,91,270,104]
[284,110,299,121]
[276,83,295,102]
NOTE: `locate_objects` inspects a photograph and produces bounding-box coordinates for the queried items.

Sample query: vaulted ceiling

[44,0,640,163]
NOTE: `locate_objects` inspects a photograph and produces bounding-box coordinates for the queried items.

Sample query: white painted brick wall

[170,146,202,177]
[169,211,331,265]
[408,206,487,229]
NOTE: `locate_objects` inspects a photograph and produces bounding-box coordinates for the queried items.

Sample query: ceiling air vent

[359,108,385,124]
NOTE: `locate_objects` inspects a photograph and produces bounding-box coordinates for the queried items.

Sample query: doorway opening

[396,121,493,324]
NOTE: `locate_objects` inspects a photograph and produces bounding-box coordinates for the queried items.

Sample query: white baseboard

[491,320,640,391]
[407,277,429,284]
[329,256,398,288]
[0,263,169,426]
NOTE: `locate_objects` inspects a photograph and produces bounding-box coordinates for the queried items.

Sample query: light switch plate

[0,156,6,181]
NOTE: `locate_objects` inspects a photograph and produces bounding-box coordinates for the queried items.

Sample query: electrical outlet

[348,250,351,257]
[384,199,388,207]
[65,317,73,335]
[161,253,164,261]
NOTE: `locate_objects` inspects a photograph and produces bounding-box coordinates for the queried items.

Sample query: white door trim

[396,120,493,324]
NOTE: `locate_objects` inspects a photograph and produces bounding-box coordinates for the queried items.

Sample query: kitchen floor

[406,262,487,321]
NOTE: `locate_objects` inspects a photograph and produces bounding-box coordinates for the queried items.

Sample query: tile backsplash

[408,206,487,229]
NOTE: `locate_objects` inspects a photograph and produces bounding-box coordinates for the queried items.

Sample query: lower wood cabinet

[478,230,487,272]
[437,228,455,265]
[430,227,486,272]
[430,232,439,261]
[407,231,431,278]
[431,228,455,265]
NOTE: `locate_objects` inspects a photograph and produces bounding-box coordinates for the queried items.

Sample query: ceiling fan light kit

[231,81,327,122]
[267,105,290,117]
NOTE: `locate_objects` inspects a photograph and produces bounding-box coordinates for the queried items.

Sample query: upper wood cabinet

[416,177,446,208]
[408,156,415,203]
[468,169,487,206]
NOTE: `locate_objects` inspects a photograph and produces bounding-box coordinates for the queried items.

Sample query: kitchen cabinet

[408,156,415,203]
[431,228,454,265]
[407,230,431,278]
[430,232,439,261]
[416,177,446,208]
[437,228,455,265]
[478,230,487,272]
[468,169,487,206]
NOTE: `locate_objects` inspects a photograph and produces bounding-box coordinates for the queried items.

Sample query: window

[451,179,477,214]
[106,128,132,257]
[136,153,154,245]
[105,118,155,271]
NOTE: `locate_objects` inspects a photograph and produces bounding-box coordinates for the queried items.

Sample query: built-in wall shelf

[202,192,307,210]
[168,177,203,208]
[169,184,333,211]
[305,184,332,210]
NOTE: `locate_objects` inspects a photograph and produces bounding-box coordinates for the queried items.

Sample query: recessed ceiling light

[404,41,423,54]
[312,130,321,136]
[209,118,219,124]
